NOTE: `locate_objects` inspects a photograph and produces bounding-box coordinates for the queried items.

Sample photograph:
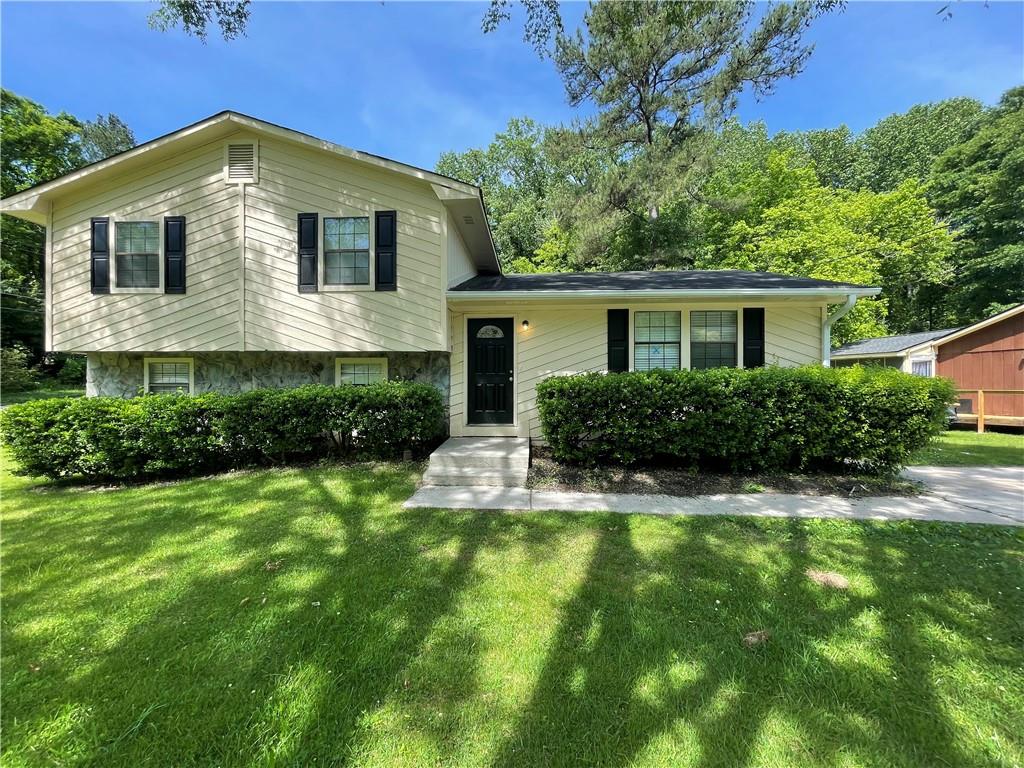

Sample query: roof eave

[447,287,880,301]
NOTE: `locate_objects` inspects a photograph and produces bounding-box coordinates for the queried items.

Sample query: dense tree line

[438,84,1021,342]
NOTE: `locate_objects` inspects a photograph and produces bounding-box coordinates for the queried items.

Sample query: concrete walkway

[404,466,1024,526]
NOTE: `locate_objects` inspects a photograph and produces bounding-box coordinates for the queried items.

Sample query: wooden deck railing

[955,389,1024,432]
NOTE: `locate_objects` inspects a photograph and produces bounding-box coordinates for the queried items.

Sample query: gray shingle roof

[450,270,874,292]
[832,328,960,357]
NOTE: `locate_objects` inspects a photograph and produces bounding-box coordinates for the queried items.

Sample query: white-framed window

[910,359,933,377]
[634,311,681,371]
[144,357,194,395]
[335,357,388,386]
[114,220,161,290]
[690,310,738,369]
[324,216,371,287]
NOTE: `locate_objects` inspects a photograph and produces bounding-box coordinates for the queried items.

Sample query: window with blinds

[634,311,681,371]
[146,360,192,394]
[335,358,388,386]
[115,221,159,288]
[690,310,737,369]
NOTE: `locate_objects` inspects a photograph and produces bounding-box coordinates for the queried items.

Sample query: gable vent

[462,215,475,225]
[225,142,258,184]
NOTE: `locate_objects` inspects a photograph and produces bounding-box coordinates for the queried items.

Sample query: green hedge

[536,366,955,472]
[0,382,445,481]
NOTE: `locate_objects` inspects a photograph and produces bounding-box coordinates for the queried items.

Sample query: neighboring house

[831,328,961,375]
[0,111,879,440]
[833,303,1024,428]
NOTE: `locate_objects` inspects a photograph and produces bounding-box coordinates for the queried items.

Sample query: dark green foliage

[929,86,1024,323]
[0,382,445,481]
[536,366,955,472]
[0,344,38,391]
[55,355,87,384]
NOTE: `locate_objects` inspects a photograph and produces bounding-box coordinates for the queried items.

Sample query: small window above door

[476,325,505,339]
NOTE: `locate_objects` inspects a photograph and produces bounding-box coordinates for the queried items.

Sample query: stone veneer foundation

[86,351,451,405]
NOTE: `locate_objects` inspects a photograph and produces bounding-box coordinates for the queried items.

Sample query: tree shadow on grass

[488,516,1019,767]
[3,468,1021,767]
[2,465,530,766]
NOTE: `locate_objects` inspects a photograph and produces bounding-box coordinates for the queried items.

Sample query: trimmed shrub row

[536,366,955,472]
[0,382,445,481]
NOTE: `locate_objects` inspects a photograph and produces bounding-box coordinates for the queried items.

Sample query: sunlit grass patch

[2,456,1022,767]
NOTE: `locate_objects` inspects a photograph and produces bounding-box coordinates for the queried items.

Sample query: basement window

[144,357,194,394]
[335,357,388,386]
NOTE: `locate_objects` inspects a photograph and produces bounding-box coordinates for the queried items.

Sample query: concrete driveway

[902,466,1023,525]
[406,466,1024,527]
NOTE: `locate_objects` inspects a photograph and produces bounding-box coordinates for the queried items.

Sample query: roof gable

[0,110,501,273]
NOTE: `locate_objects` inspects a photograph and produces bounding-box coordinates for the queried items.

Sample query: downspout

[822,294,858,367]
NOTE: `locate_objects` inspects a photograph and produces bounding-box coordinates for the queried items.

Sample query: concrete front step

[423,437,530,488]
[421,466,528,487]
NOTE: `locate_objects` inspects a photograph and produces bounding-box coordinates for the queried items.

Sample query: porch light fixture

[521,320,530,330]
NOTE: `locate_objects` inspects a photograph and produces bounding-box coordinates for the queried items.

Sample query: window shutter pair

[606,308,765,370]
[296,210,397,292]
[90,216,186,294]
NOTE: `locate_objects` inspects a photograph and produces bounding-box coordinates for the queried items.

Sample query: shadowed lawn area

[911,430,1024,466]
[2,456,1022,767]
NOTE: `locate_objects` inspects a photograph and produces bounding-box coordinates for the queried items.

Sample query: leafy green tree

[548,0,837,267]
[437,118,563,271]
[853,97,983,192]
[699,151,952,342]
[1,91,135,355]
[929,87,1024,322]
[1,91,82,354]
[482,0,562,55]
[149,0,250,41]
[80,114,137,164]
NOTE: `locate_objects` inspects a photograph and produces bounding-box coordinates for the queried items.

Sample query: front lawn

[911,429,1024,466]
[0,383,84,406]
[2,458,1022,767]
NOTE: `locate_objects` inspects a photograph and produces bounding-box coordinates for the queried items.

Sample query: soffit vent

[462,215,475,225]
[225,142,258,184]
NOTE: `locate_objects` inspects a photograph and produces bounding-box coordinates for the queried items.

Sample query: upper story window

[115,221,159,288]
[324,217,370,285]
[634,311,681,371]
[690,310,737,369]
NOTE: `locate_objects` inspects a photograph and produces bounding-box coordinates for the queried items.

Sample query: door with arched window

[467,317,514,425]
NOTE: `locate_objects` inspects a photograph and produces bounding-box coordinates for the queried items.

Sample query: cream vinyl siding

[243,136,446,352]
[446,211,476,288]
[449,301,825,439]
[49,136,241,352]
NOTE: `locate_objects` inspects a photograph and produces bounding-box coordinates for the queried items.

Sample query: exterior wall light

[522,320,530,330]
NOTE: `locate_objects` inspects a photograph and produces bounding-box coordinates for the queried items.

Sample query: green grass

[0,383,84,406]
[911,429,1024,466]
[2,457,1022,767]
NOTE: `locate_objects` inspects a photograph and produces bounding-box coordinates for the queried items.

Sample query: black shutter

[90,217,110,294]
[297,213,318,292]
[164,216,186,294]
[375,210,397,291]
[743,307,765,368]
[608,309,629,372]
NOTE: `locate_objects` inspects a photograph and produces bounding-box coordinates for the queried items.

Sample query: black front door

[468,317,514,425]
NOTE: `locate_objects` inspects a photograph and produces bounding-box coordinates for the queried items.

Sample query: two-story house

[0,112,878,440]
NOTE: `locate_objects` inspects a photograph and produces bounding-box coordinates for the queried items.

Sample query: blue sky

[2,1,1021,170]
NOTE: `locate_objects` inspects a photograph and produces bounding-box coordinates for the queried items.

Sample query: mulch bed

[527,446,921,498]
